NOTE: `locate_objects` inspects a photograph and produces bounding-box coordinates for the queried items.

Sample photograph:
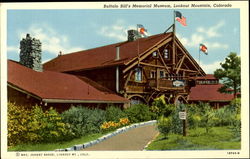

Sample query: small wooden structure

[189,74,235,109]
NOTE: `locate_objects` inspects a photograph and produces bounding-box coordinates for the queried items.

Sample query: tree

[214,52,240,98]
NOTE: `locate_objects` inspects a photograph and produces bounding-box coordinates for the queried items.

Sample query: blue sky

[7,9,240,74]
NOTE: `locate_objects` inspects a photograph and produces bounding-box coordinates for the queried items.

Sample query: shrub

[105,106,127,122]
[61,106,106,137]
[125,104,152,123]
[40,107,73,142]
[157,116,172,139]
[8,102,31,146]
[186,104,202,129]
[196,103,216,133]
[8,103,72,146]
[171,104,184,134]
[151,95,175,118]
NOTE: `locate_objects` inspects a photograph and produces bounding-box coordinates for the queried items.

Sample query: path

[82,124,158,151]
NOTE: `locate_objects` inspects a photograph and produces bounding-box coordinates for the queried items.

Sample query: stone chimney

[127,30,140,42]
[19,34,43,72]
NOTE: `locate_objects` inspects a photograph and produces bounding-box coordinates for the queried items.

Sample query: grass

[8,132,110,151]
[146,126,241,150]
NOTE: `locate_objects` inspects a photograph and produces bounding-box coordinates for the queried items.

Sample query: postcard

[1,1,249,159]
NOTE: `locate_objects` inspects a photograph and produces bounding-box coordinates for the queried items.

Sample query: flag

[137,24,148,37]
[200,44,208,55]
[175,11,187,26]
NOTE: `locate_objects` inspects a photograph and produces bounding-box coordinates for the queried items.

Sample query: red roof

[43,33,172,72]
[189,84,234,102]
[8,60,128,103]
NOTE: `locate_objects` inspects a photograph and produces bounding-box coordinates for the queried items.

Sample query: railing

[148,78,187,89]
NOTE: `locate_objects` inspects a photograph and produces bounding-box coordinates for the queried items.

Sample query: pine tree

[214,52,240,98]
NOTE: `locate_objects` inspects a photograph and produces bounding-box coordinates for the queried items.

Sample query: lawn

[8,132,108,151]
[146,126,241,150]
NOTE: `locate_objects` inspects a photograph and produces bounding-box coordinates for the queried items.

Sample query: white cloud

[7,46,19,53]
[197,20,225,38]
[177,20,228,51]
[97,20,149,41]
[200,61,222,74]
[97,20,131,41]
[17,23,84,56]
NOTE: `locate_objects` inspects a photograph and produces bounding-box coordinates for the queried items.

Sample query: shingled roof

[8,60,128,103]
[43,33,173,72]
[189,84,234,102]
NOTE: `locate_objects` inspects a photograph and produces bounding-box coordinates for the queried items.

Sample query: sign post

[179,110,187,136]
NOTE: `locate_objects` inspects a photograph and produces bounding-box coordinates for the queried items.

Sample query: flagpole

[173,10,176,35]
[137,24,140,67]
[199,45,201,66]
[172,10,176,71]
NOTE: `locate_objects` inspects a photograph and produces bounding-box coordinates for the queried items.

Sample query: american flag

[175,11,187,26]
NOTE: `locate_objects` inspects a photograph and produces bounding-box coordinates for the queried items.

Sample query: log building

[44,30,206,107]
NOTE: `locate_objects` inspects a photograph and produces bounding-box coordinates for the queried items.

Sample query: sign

[173,80,185,87]
[179,112,186,120]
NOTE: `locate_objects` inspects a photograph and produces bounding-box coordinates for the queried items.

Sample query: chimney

[115,46,120,61]
[19,34,43,72]
[58,51,63,56]
[127,30,140,42]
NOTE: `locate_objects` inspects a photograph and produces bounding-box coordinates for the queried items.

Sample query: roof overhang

[8,83,129,104]
[42,98,129,104]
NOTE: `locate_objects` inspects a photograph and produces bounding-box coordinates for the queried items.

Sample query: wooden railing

[148,78,187,89]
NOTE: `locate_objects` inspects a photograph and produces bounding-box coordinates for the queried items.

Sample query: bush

[8,102,31,146]
[151,95,175,118]
[171,104,184,134]
[196,103,216,133]
[8,103,72,146]
[157,116,172,139]
[186,104,202,129]
[61,106,106,137]
[125,104,153,123]
[105,106,127,122]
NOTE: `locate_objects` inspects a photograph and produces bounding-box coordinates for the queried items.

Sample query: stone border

[55,120,157,151]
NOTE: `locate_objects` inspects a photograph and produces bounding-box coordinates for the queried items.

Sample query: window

[150,71,156,79]
[164,49,169,59]
[160,70,165,78]
[152,51,157,57]
[135,67,142,81]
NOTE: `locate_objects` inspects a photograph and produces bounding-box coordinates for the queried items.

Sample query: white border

[1,1,249,159]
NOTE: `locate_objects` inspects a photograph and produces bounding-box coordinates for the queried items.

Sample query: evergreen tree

[214,52,240,98]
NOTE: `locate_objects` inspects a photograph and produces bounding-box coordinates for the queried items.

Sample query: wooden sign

[173,80,185,87]
[179,112,186,120]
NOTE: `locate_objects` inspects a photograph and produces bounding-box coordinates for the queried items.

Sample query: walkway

[82,124,158,151]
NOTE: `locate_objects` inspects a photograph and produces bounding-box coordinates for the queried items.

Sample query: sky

[7,9,240,74]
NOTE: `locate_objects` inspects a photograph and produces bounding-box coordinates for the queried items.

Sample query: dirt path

[82,124,158,151]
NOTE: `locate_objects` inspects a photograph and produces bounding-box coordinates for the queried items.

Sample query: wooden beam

[123,37,172,74]
[139,62,169,69]
[174,41,201,72]
[124,70,133,89]
[174,68,198,73]
[142,68,148,81]
[174,39,205,75]
[172,35,176,66]
[176,55,186,74]
[157,49,170,73]
[125,33,173,66]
